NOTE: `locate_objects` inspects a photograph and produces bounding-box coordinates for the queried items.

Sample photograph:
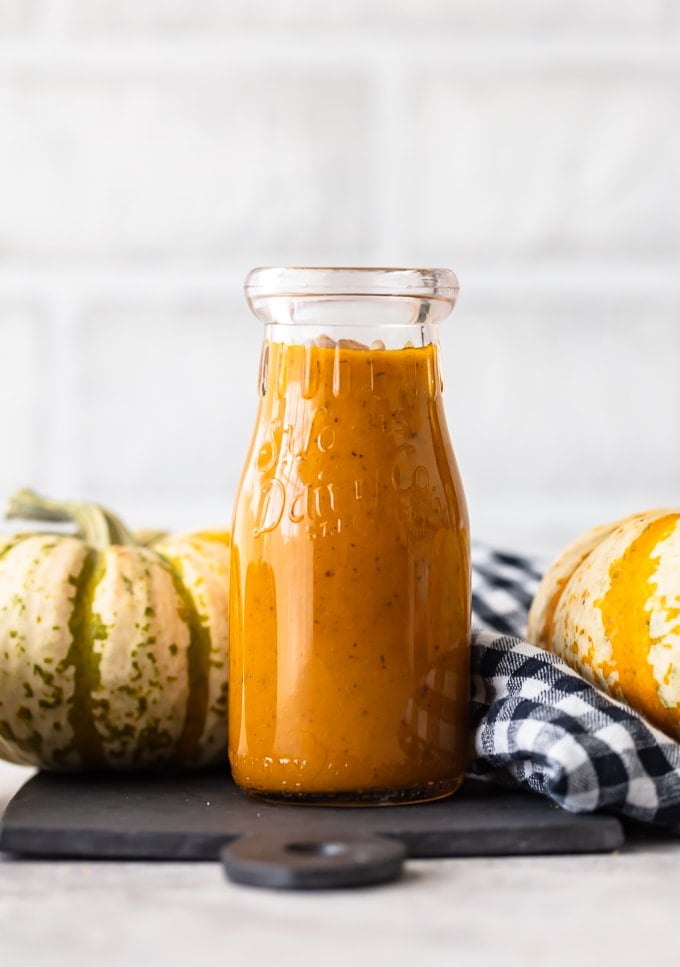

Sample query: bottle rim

[244,267,459,302]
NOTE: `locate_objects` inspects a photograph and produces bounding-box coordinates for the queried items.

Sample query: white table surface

[1,760,678,967]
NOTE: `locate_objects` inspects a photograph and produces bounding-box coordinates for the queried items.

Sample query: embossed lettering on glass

[229,267,471,805]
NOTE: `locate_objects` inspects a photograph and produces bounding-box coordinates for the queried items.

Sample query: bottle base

[236,775,464,807]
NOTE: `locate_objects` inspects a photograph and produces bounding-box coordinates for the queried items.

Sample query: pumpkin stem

[5,488,138,550]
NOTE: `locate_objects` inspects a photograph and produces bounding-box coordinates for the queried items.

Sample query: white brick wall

[404,64,680,261]
[0,1,43,33]
[445,292,680,548]
[60,1,677,36]
[0,307,41,492]
[75,299,257,501]
[0,1,678,555]
[0,72,376,263]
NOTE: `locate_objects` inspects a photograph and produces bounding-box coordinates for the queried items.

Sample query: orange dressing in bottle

[229,268,470,804]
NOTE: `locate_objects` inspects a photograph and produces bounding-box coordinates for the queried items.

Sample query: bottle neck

[263,322,440,351]
[258,334,444,403]
[249,289,451,351]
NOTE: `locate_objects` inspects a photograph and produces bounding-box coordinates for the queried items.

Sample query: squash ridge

[59,549,108,769]
[595,513,680,738]
[157,553,212,768]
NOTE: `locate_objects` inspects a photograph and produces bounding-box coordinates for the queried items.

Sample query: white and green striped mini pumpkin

[0,489,229,771]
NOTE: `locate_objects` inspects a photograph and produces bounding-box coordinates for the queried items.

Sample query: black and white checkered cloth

[470,543,680,828]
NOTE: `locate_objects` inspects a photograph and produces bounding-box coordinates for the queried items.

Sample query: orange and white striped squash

[527,510,680,738]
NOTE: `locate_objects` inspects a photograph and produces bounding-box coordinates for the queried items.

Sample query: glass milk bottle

[229,267,470,805]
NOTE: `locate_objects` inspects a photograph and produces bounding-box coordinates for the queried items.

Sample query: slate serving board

[0,771,624,861]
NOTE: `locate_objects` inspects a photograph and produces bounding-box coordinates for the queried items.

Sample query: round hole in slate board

[286,841,348,857]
